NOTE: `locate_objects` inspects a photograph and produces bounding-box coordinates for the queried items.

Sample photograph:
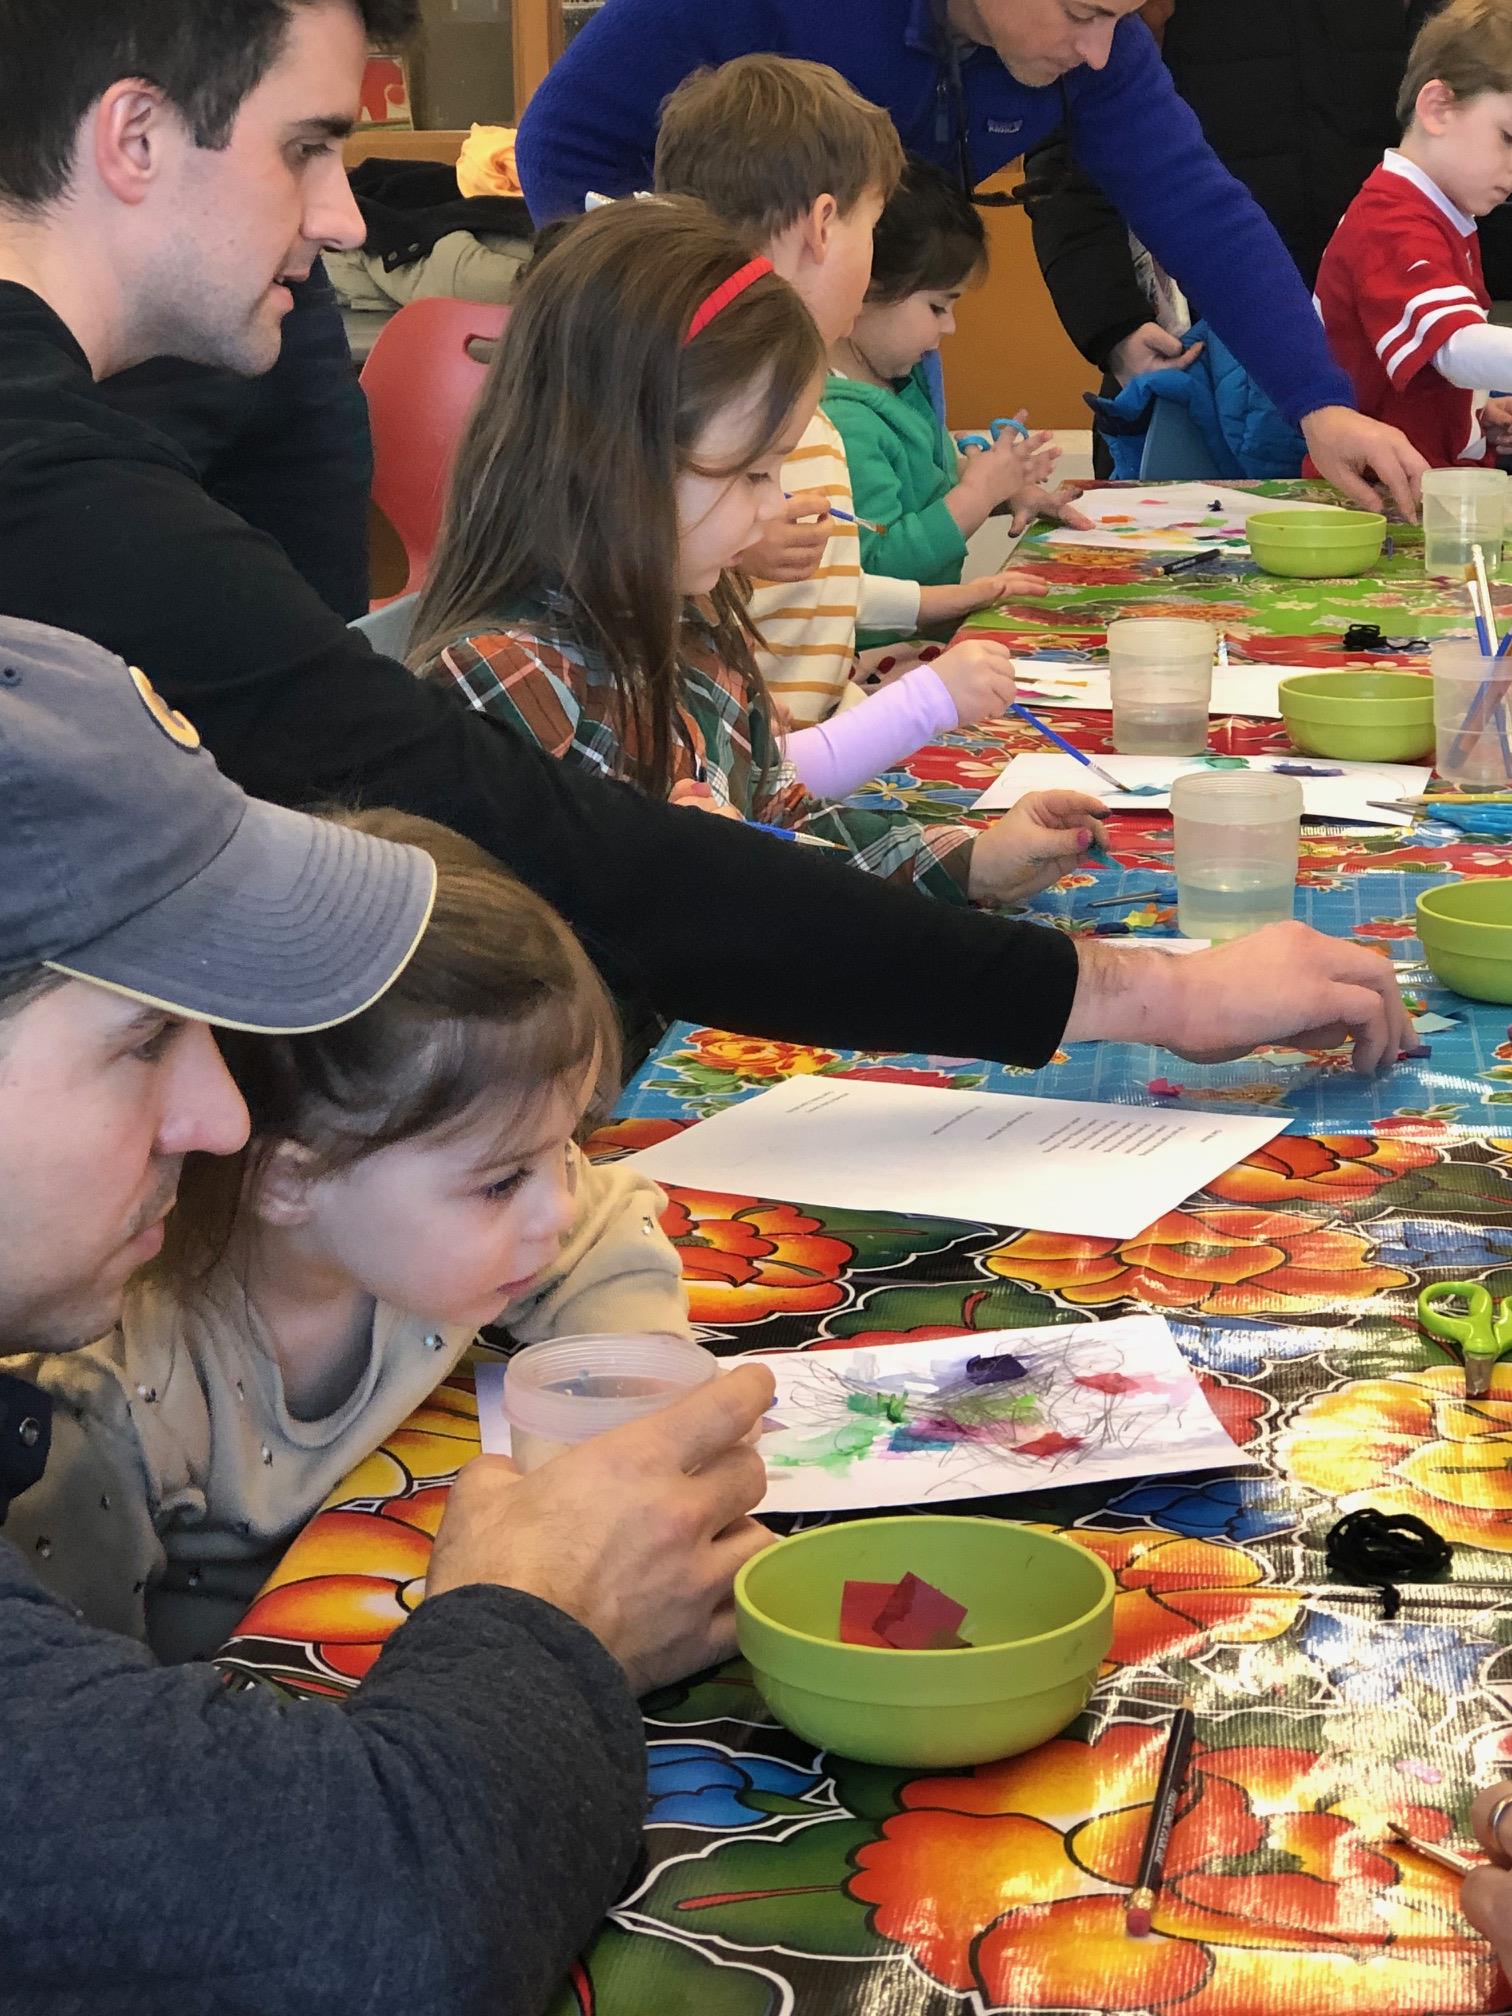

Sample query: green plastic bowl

[1278,670,1434,762]
[734,1515,1115,1767]
[1248,507,1386,578]
[1417,881,1512,1002]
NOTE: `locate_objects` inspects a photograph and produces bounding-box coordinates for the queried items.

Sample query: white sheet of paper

[625,1076,1286,1240]
[973,751,1431,824]
[1040,485,1333,554]
[1013,663,1302,719]
[741,1314,1248,1514]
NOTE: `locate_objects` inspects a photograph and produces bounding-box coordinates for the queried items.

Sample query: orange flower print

[660,1188,854,1328]
[584,1115,685,1158]
[234,1380,478,1685]
[1067,1527,1300,1670]
[1280,1364,1512,1552]
[1205,1133,1438,1208]
[847,1722,1494,2014]
[682,1030,839,1079]
[986,1205,1408,1316]
[235,1508,430,1684]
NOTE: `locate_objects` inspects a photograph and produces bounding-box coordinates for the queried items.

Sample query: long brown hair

[158,807,621,1283]
[410,197,826,799]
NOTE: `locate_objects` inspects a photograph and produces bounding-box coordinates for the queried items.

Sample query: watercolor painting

[1040,485,1323,557]
[742,1314,1246,1513]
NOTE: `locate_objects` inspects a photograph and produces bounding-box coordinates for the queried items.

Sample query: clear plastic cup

[1106,619,1216,756]
[1433,640,1512,789]
[501,1332,718,1472]
[1421,467,1508,580]
[1172,770,1302,942]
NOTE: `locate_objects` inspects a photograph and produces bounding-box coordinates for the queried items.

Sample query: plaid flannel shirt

[420,589,973,903]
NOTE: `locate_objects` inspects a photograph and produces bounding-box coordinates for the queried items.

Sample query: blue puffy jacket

[1087,321,1307,480]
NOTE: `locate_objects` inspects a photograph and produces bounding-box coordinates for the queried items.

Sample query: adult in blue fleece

[515,0,1426,516]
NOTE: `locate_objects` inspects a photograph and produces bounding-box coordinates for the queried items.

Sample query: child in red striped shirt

[1314,0,1512,469]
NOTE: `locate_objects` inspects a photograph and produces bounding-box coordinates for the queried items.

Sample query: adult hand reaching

[966,790,1108,905]
[1300,406,1427,522]
[1063,920,1412,1075]
[425,1364,776,1697]
[1108,322,1204,387]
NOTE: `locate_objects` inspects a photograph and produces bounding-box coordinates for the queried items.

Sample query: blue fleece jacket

[515,0,1354,430]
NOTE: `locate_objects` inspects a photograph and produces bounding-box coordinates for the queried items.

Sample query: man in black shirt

[0,1,1410,1093]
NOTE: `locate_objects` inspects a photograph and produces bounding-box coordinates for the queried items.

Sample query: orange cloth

[456,124,522,199]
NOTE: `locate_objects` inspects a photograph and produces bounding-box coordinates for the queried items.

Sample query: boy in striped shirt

[1314,0,1512,469]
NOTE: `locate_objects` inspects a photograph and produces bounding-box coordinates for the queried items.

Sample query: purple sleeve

[784,664,960,799]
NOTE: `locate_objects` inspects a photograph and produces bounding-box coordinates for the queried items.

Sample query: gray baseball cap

[0,617,436,1032]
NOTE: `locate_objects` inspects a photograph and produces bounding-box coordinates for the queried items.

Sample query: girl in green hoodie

[824,157,1090,642]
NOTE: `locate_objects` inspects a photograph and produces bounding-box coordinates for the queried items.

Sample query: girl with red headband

[410,198,1104,1002]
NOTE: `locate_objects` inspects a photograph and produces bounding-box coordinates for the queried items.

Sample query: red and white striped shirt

[1313,150,1493,468]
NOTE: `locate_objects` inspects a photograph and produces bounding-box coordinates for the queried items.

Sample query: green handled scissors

[1418,1283,1512,1397]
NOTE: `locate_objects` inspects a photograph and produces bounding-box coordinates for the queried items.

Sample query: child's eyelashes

[480,1169,526,1201]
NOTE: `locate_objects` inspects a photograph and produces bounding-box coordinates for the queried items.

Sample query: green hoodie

[821,364,968,645]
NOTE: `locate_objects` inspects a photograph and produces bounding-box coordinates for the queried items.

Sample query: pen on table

[1126,1699,1197,1937]
[1385,1821,1479,1876]
[782,493,886,536]
[1010,702,1132,797]
[1160,552,1222,578]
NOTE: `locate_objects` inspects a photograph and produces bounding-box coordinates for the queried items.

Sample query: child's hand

[958,422,1061,513]
[1483,398,1512,455]
[930,638,1018,726]
[742,491,832,582]
[918,568,1049,624]
[965,790,1108,906]
[670,779,745,821]
[1006,481,1094,536]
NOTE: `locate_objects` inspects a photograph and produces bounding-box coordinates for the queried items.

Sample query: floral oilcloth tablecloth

[216,488,1512,2015]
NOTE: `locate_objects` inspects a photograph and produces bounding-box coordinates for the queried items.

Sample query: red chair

[359,296,511,600]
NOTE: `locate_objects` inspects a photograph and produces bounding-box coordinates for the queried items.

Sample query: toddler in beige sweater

[3,811,687,1659]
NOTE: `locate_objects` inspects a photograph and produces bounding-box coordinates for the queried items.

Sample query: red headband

[683,257,774,346]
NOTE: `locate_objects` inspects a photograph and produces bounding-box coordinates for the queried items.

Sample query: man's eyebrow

[112,1003,176,1038]
[287,114,355,141]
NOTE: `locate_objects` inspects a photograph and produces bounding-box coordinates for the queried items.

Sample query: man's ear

[92,79,176,208]
[246,1142,323,1229]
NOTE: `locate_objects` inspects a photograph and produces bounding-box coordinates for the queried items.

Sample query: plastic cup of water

[1172,770,1302,942]
[1433,639,1512,789]
[501,1332,718,1472]
[1106,619,1216,756]
[1421,467,1508,580]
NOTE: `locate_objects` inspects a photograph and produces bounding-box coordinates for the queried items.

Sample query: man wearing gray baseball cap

[0,614,775,2014]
